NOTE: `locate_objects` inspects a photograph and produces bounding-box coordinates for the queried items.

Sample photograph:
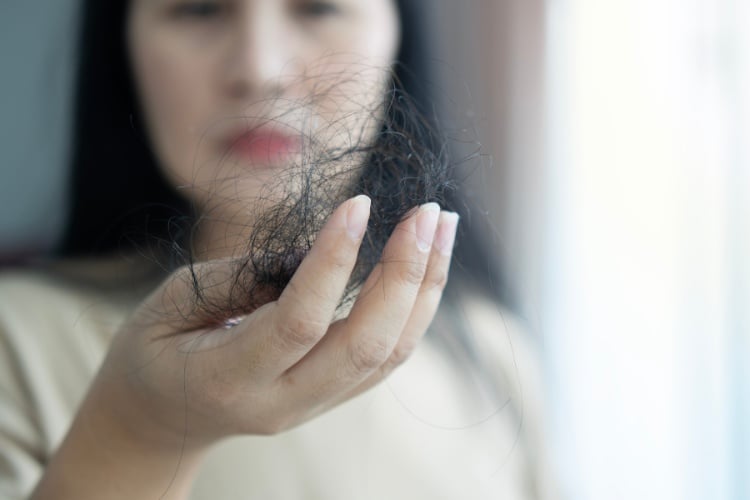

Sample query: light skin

[32,1,459,498]
[128,0,403,258]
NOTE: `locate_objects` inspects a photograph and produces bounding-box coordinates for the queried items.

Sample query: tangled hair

[62,0,508,322]
[174,71,455,326]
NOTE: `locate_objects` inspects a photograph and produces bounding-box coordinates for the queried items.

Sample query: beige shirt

[0,259,554,499]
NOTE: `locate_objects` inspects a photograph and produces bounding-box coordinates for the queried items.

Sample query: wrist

[32,375,212,500]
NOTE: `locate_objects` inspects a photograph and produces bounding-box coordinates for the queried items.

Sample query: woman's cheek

[136,40,216,184]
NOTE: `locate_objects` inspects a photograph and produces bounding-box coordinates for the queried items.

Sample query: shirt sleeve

[0,323,46,499]
[0,271,122,500]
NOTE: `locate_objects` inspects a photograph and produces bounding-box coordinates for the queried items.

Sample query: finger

[335,211,458,400]
[279,203,441,404]
[339,202,441,371]
[247,195,371,373]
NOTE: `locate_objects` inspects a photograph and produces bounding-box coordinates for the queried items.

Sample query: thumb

[132,257,264,337]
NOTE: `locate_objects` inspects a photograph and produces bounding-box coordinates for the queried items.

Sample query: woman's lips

[225,129,301,165]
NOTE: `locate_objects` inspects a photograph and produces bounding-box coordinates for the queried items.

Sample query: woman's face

[127,0,400,212]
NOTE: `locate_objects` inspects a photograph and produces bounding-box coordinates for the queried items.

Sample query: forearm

[30,381,209,500]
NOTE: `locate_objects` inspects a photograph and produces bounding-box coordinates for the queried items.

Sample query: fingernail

[346,195,371,240]
[435,212,459,256]
[416,203,440,252]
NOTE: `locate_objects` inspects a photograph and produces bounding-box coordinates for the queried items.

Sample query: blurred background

[1,1,747,499]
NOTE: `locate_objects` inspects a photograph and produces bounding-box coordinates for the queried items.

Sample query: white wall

[543,1,749,499]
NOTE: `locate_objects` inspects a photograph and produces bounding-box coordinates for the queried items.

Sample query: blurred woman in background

[0,1,555,498]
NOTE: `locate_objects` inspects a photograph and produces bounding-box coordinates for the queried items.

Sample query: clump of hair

[176,74,456,330]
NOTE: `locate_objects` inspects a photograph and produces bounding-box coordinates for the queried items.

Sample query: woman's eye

[172,1,225,19]
[297,1,341,18]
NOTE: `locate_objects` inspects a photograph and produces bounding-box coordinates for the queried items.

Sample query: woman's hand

[32,196,458,499]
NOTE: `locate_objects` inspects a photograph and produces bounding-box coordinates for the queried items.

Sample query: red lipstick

[226,128,300,165]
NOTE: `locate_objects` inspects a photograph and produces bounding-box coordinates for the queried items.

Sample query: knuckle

[393,259,426,287]
[277,316,322,349]
[347,336,391,375]
[326,242,355,272]
[425,266,449,291]
[388,338,418,368]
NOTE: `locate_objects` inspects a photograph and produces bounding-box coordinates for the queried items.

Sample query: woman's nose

[223,8,300,99]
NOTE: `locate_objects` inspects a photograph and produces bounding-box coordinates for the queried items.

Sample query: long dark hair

[61,0,507,302]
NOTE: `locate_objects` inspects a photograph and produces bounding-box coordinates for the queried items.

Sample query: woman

[0,1,554,498]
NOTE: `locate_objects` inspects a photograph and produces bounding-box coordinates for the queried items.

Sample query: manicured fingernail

[416,203,440,252]
[346,195,371,240]
[435,212,459,256]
